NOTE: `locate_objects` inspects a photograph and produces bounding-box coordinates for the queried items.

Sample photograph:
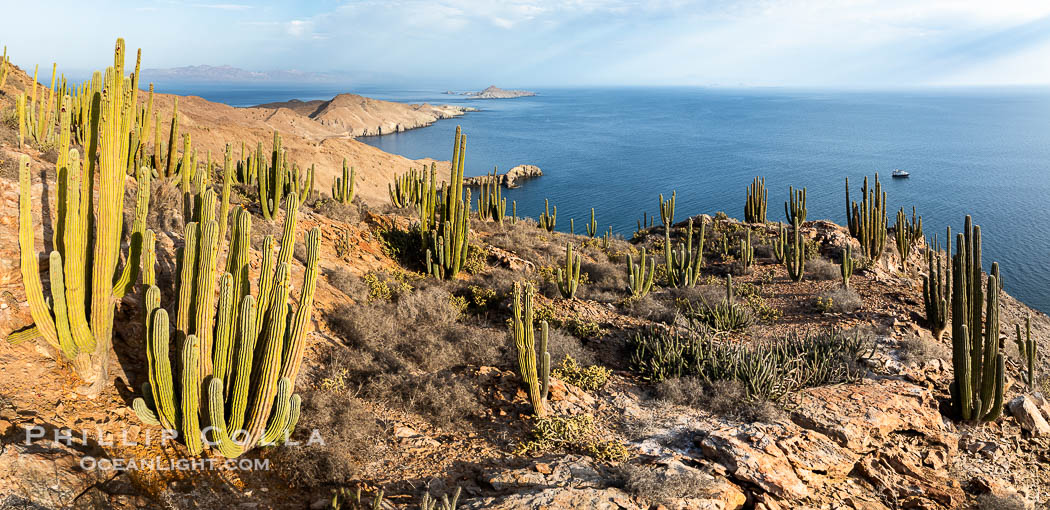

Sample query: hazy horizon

[6,1,1050,89]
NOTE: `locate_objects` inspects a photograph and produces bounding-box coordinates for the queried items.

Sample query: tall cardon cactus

[511,281,550,418]
[10,40,151,397]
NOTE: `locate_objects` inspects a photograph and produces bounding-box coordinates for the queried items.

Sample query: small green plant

[553,355,612,391]
[516,414,629,461]
[463,244,489,274]
[467,285,497,309]
[840,244,855,288]
[814,295,834,314]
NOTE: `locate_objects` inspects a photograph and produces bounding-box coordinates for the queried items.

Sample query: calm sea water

[163,84,1050,313]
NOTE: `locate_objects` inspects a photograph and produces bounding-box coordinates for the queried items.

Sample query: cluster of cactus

[666,218,706,287]
[511,282,551,417]
[426,127,471,279]
[840,244,854,288]
[784,186,807,225]
[586,208,598,237]
[785,217,806,282]
[1014,316,1036,391]
[636,212,654,234]
[685,275,754,333]
[745,176,767,223]
[255,131,313,221]
[16,64,61,148]
[627,247,656,297]
[538,199,557,233]
[949,216,1004,423]
[922,229,951,340]
[332,159,355,204]
[846,175,888,262]
[133,186,321,457]
[601,226,613,249]
[659,191,676,229]
[894,207,923,271]
[738,229,755,273]
[389,165,429,208]
[476,168,506,225]
[10,40,150,397]
[557,243,582,299]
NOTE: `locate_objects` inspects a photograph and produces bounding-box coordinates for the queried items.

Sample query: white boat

[891,169,910,178]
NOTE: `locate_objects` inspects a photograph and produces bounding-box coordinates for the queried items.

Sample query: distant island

[445,85,536,99]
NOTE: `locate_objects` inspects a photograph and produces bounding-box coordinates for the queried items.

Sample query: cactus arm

[17,155,62,351]
[218,145,234,243]
[227,295,257,433]
[260,377,293,446]
[243,272,291,449]
[112,164,151,298]
[181,334,203,456]
[205,378,246,458]
[278,228,320,384]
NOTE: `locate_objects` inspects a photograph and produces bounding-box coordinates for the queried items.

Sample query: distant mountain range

[139,65,345,83]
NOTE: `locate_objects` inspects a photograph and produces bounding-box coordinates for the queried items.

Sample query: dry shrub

[897,336,950,364]
[618,463,713,507]
[147,179,184,233]
[547,328,597,366]
[806,257,840,281]
[326,267,366,300]
[271,389,386,487]
[312,196,361,223]
[655,377,784,422]
[621,295,676,323]
[394,371,483,425]
[974,493,1027,510]
[817,286,863,313]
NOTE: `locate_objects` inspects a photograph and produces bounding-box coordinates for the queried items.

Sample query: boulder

[463,487,642,510]
[1007,395,1050,436]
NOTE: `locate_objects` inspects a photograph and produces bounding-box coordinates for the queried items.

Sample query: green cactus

[539,198,557,233]
[511,281,550,418]
[739,229,755,273]
[557,243,582,299]
[659,191,676,229]
[417,163,438,235]
[1014,315,1036,391]
[840,244,855,289]
[586,208,597,237]
[785,186,807,225]
[426,126,471,279]
[133,187,321,456]
[922,231,951,340]
[258,131,286,221]
[510,200,517,225]
[785,216,805,282]
[846,175,888,262]
[667,218,706,287]
[895,207,923,271]
[291,163,315,203]
[0,46,9,89]
[772,222,786,265]
[477,167,506,226]
[602,226,613,250]
[627,248,656,298]
[949,216,1004,423]
[11,40,151,397]
[745,176,767,223]
[389,167,419,207]
[332,160,356,204]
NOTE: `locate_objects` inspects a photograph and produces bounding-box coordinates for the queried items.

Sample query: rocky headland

[464,164,543,188]
[253,93,473,137]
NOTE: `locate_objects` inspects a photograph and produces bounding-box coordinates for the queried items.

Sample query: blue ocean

[163,84,1050,313]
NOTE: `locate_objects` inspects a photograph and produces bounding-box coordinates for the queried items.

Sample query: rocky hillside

[0,44,1048,510]
[253,93,471,137]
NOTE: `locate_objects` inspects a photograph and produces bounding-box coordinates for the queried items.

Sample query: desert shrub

[326,267,365,299]
[655,377,783,422]
[312,196,361,223]
[806,257,839,281]
[630,327,870,400]
[974,493,1027,510]
[470,267,518,300]
[374,224,425,268]
[271,389,386,487]
[147,179,183,233]
[815,286,863,314]
[463,243,489,274]
[547,329,597,366]
[394,371,483,425]
[553,355,612,391]
[363,271,409,301]
[516,414,629,461]
[621,295,676,323]
[897,336,951,364]
[618,463,713,507]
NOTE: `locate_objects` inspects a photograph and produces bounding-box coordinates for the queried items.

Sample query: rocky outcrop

[463,165,542,188]
[1007,395,1050,436]
[465,86,536,99]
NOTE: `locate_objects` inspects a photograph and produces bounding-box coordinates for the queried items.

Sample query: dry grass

[618,463,714,507]
[806,257,840,281]
[655,377,784,422]
[817,286,863,313]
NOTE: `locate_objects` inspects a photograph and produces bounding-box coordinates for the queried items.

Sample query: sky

[4,0,1050,88]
